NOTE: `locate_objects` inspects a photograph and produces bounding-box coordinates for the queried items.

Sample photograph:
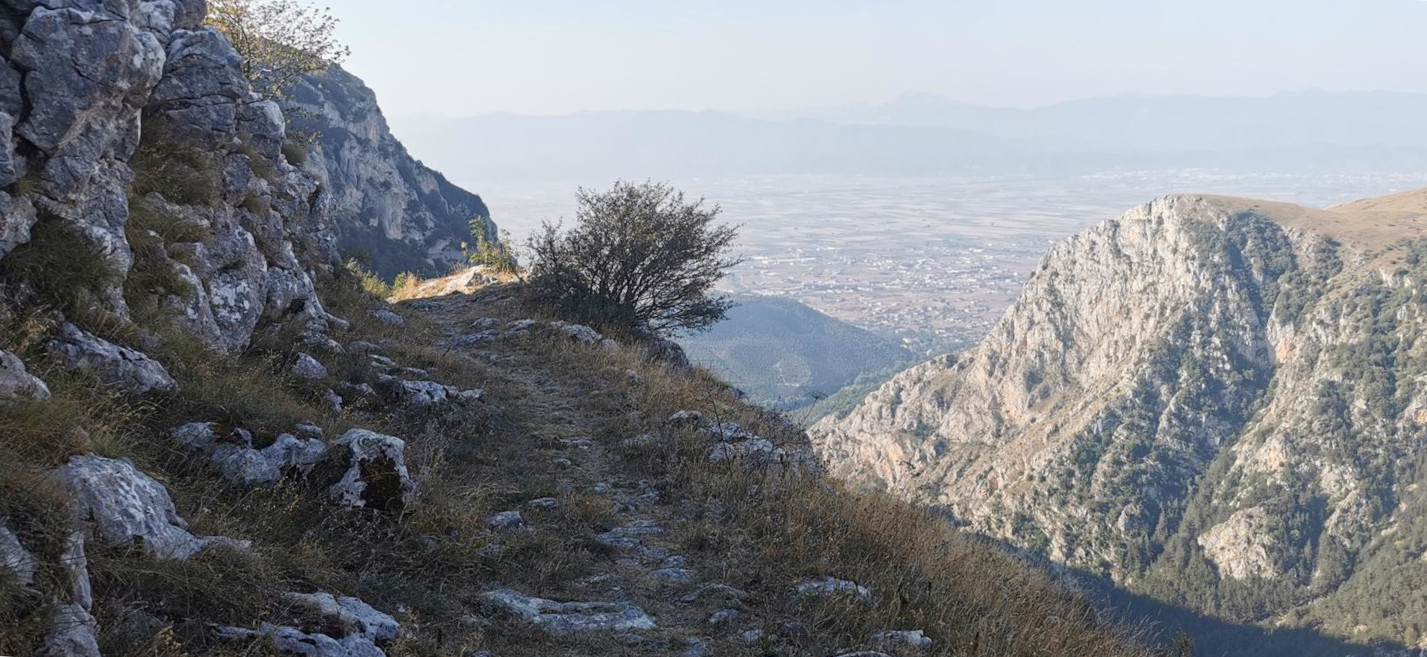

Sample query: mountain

[798,90,1427,152]
[286,68,495,280]
[0,3,1157,656]
[678,295,916,411]
[389,93,1427,186]
[811,189,1427,652]
[388,110,1115,182]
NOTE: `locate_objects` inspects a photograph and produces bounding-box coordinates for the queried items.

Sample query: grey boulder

[48,323,176,395]
[52,455,243,560]
[0,349,51,405]
[327,429,415,512]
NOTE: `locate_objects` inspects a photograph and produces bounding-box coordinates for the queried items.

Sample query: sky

[330,0,1427,119]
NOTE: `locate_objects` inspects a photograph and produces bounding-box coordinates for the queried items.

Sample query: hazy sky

[332,0,1427,118]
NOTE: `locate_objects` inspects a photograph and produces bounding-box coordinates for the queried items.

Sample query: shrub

[465,226,520,275]
[281,139,309,167]
[526,180,741,337]
[206,0,350,99]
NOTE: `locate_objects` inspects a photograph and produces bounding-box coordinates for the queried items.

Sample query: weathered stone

[0,348,51,405]
[550,321,603,345]
[11,5,164,196]
[52,455,240,560]
[369,308,405,327]
[48,323,176,395]
[37,603,100,657]
[793,576,872,603]
[327,429,415,512]
[527,497,560,510]
[479,588,656,636]
[147,27,248,149]
[293,353,329,380]
[0,518,38,586]
[217,623,387,657]
[489,511,531,532]
[868,630,933,651]
[0,190,39,258]
[285,591,400,643]
[650,567,695,582]
[707,438,787,464]
[595,520,665,549]
[0,110,17,187]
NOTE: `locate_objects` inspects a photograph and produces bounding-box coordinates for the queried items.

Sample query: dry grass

[0,270,1157,657]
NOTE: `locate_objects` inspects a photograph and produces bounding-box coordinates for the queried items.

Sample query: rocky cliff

[812,190,1427,649]
[286,67,495,280]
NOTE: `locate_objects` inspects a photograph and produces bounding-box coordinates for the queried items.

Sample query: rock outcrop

[285,67,495,280]
[811,190,1427,643]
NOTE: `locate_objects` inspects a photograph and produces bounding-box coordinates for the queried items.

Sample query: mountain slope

[678,295,915,408]
[812,189,1427,651]
[286,67,495,279]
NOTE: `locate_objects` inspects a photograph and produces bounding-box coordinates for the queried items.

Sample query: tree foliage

[526,181,741,336]
[466,224,520,275]
[206,0,350,99]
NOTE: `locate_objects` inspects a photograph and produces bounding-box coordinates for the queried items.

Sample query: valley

[473,170,1427,356]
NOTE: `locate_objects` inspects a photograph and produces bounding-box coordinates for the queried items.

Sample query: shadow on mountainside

[1096,577,1401,657]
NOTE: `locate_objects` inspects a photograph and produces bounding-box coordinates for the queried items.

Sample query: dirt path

[401,291,729,656]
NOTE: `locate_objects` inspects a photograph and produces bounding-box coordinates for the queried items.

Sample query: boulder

[327,429,415,512]
[52,455,242,559]
[479,588,657,636]
[549,321,603,345]
[374,374,479,408]
[0,348,51,405]
[489,511,531,532]
[292,353,329,380]
[48,323,176,395]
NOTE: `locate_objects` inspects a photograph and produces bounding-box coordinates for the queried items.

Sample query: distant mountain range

[390,91,1427,183]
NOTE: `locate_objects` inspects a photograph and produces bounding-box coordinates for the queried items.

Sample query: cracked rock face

[53,455,241,560]
[284,67,495,280]
[48,323,176,395]
[479,588,657,636]
[326,429,415,512]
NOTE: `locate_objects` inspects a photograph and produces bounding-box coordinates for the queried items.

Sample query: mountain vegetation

[0,2,1159,656]
[812,190,1427,654]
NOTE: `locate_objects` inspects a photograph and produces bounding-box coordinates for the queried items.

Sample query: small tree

[206,0,350,99]
[466,223,520,275]
[526,181,741,336]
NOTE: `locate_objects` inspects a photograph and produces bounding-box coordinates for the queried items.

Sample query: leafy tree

[526,181,741,336]
[206,0,350,99]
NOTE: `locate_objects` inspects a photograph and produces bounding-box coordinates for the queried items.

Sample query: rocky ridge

[812,189,1427,649]
[286,66,496,280]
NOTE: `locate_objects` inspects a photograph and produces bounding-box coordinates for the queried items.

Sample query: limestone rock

[327,429,415,512]
[284,591,400,643]
[0,348,51,404]
[37,603,100,657]
[793,576,872,603]
[293,353,329,380]
[48,323,176,395]
[868,630,933,651]
[479,588,657,636]
[550,321,603,345]
[369,308,405,327]
[0,518,38,586]
[52,455,240,560]
[285,67,495,280]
